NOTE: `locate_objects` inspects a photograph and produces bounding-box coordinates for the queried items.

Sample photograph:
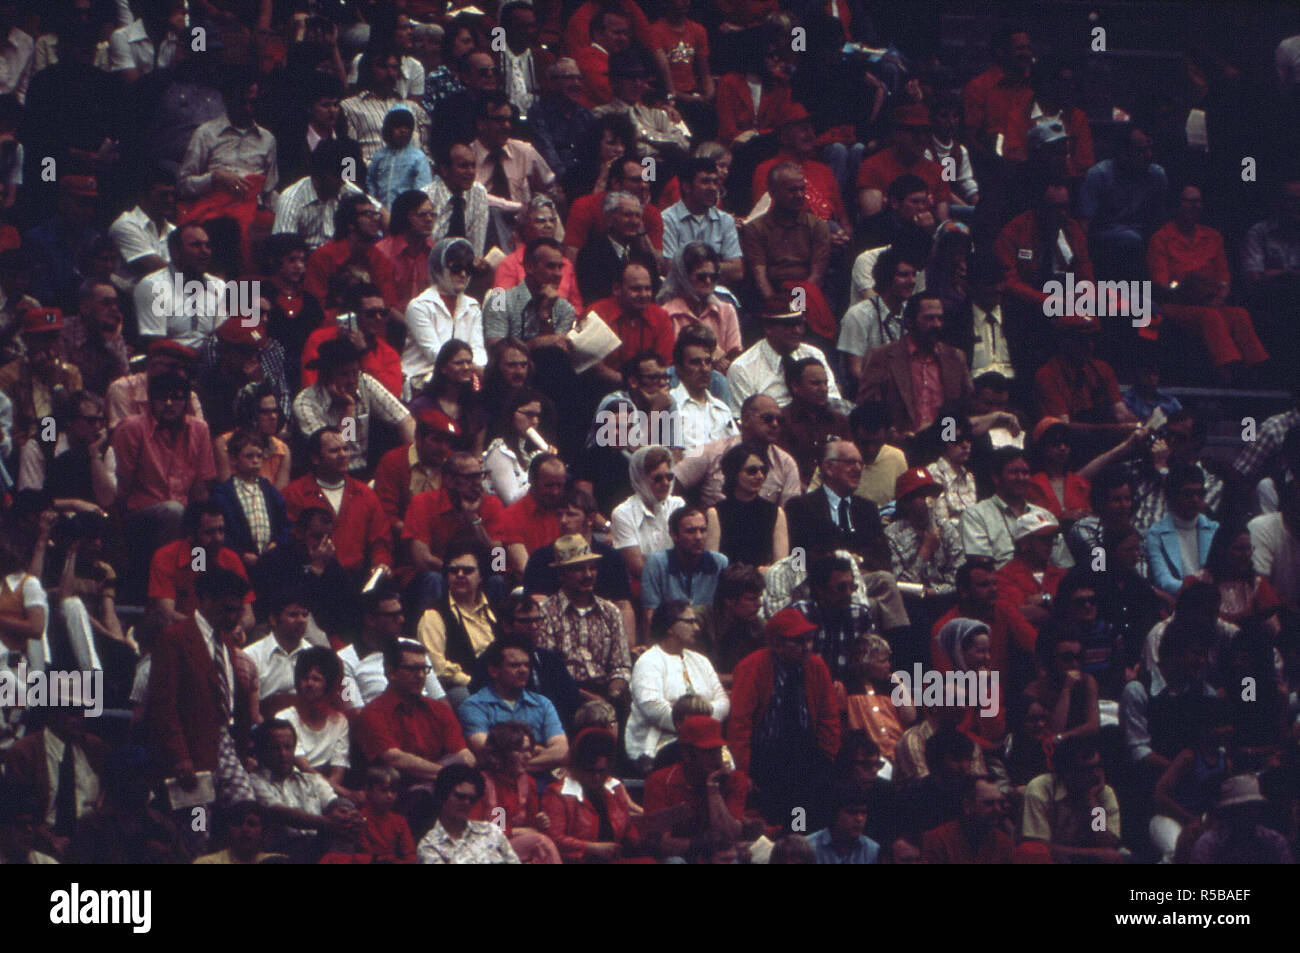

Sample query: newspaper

[567,312,622,374]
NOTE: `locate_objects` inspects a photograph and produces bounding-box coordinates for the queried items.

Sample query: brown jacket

[858,337,973,435]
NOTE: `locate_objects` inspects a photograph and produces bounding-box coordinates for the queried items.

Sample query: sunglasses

[446,564,478,575]
[742,464,768,475]
[447,264,471,276]
[650,473,674,484]
[692,271,719,282]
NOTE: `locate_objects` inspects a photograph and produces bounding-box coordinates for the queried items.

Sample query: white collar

[560,775,619,801]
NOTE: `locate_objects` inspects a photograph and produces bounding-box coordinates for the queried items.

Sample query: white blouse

[281,706,351,769]
[626,645,729,760]
[610,494,685,558]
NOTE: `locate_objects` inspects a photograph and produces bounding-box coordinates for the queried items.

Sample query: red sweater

[282,475,392,571]
[727,648,841,772]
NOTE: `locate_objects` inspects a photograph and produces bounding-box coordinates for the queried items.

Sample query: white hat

[1011,510,1060,541]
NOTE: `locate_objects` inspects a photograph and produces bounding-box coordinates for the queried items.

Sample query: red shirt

[715,73,792,146]
[148,541,253,614]
[401,488,506,559]
[1034,356,1121,421]
[374,233,433,313]
[282,475,393,571]
[962,66,1035,161]
[541,778,641,863]
[855,149,953,205]
[564,193,664,253]
[643,763,750,840]
[304,240,398,308]
[996,556,1066,611]
[649,19,709,95]
[564,0,655,60]
[1025,471,1091,519]
[933,601,1037,680]
[906,337,943,432]
[472,769,541,835]
[753,154,848,224]
[499,492,562,554]
[1147,221,1231,288]
[588,297,675,369]
[922,819,1016,863]
[358,805,416,863]
[355,688,467,765]
[994,209,1094,306]
[372,444,441,524]
[301,326,403,398]
[111,413,217,512]
[573,45,612,109]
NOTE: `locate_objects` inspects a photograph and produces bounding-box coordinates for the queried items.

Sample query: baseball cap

[678,715,725,749]
[766,607,818,640]
[215,316,268,349]
[895,467,940,500]
[1011,510,1060,541]
[21,307,64,335]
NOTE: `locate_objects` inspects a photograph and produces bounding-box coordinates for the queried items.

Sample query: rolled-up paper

[525,426,549,452]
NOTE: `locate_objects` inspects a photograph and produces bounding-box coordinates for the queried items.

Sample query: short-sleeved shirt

[111,413,217,512]
[355,688,468,764]
[587,298,676,370]
[660,202,742,264]
[739,209,830,286]
[649,19,709,95]
[1021,773,1121,848]
[855,150,953,205]
[499,493,562,554]
[458,685,564,743]
[641,549,729,609]
[148,541,253,616]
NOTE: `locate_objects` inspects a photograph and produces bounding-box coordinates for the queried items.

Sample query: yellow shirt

[416,594,497,686]
[809,444,908,506]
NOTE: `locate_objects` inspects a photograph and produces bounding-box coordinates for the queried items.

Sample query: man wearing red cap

[643,714,749,860]
[105,339,203,428]
[0,308,82,447]
[856,104,952,222]
[728,607,840,825]
[886,467,963,601]
[373,406,457,530]
[197,315,290,438]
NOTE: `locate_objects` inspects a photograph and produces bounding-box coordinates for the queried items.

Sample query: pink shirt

[491,245,583,312]
[111,413,217,511]
[906,338,942,432]
[375,233,433,313]
[660,296,742,357]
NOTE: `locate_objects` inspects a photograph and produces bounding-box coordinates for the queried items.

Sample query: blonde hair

[573,699,617,731]
[672,693,712,727]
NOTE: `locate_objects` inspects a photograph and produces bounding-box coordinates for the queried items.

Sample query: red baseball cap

[21,307,64,335]
[215,315,268,349]
[146,339,198,362]
[895,467,940,501]
[416,406,460,438]
[766,607,818,640]
[677,715,725,749]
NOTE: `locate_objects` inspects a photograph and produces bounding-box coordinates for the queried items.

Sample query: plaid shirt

[790,598,875,682]
[538,590,632,685]
[1131,461,1223,537]
[886,518,963,595]
[231,475,272,553]
[1234,409,1300,483]
[761,548,869,620]
[927,457,979,527]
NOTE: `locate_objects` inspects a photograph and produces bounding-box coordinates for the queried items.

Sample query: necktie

[837,498,851,534]
[488,151,512,199]
[213,634,232,723]
[448,192,466,237]
[54,741,77,837]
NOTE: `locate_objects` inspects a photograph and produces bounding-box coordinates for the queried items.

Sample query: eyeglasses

[742,464,768,475]
[650,473,674,484]
[446,564,478,575]
[692,271,719,282]
[639,373,670,384]
[476,67,501,77]
[399,663,432,674]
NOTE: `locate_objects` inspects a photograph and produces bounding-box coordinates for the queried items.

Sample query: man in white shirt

[340,588,446,708]
[669,325,736,452]
[0,8,33,105]
[675,394,802,508]
[108,168,176,294]
[960,446,1072,568]
[133,223,229,349]
[1250,479,1300,607]
[726,308,841,414]
[243,589,314,711]
[107,0,181,82]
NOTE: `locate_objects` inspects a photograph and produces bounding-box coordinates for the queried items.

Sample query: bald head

[740,395,782,444]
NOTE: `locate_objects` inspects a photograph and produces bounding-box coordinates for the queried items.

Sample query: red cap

[146,339,198,362]
[678,715,725,749]
[766,607,818,640]
[60,174,99,198]
[215,315,268,349]
[894,466,940,500]
[893,103,932,128]
[21,307,64,335]
[416,406,460,437]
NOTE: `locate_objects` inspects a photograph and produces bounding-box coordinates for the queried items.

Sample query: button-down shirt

[610,493,684,559]
[243,633,308,700]
[725,339,842,414]
[422,177,491,257]
[416,595,496,687]
[926,457,978,527]
[668,383,737,452]
[355,687,467,764]
[417,819,520,864]
[272,176,366,250]
[838,295,904,358]
[231,475,273,553]
[341,91,429,164]
[641,549,729,610]
[959,495,1071,569]
[132,268,228,348]
[250,766,334,821]
[108,205,174,289]
[808,828,880,864]
[108,18,178,75]
[482,280,576,343]
[458,684,565,744]
[537,590,632,684]
[177,116,279,202]
[739,208,830,286]
[906,337,943,431]
[661,201,742,263]
[1078,158,1168,233]
[111,412,216,511]
[626,644,729,760]
[402,288,488,385]
[105,371,204,428]
[1021,773,1120,848]
[470,137,556,213]
[338,644,445,709]
[1234,408,1300,482]
[292,372,410,473]
[374,233,434,313]
[661,296,742,359]
[675,435,802,508]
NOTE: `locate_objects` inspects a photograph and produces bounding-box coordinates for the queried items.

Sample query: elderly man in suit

[785,440,890,571]
[1145,462,1219,597]
[858,292,973,440]
[146,567,256,805]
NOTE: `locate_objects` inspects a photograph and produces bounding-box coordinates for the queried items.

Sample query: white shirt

[626,644,728,760]
[108,18,178,75]
[243,633,309,700]
[725,339,841,414]
[610,494,685,558]
[108,205,174,291]
[970,302,1014,378]
[481,439,533,506]
[0,28,33,103]
[1250,512,1300,606]
[3,571,48,661]
[838,295,904,357]
[133,268,228,348]
[272,176,366,250]
[850,245,927,304]
[281,706,351,769]
[43,730,100,827]
[402,288,487,384]
[17,433,116,497]
[668,383,737,452]
[958,496,1072,569]
[347,52,426,99]
[338,644,445,709]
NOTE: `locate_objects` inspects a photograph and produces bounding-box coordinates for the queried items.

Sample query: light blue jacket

[1144,513,1217,596]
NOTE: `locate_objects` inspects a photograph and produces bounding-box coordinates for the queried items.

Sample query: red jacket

[304,240,398,308]
[541,777,641,863]
[727,648,841,772]
[715,73,792,146]
[1024,471,1090,519]
[282,475,392,571]
[994,209,1093,306]
[573,45,612,109]
[996,556,1066,611]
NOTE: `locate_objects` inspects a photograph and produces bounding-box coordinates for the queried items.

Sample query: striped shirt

[422,177,490,257]
[341,91,429,164]
[292,372,411,473]
[272,176,365,250]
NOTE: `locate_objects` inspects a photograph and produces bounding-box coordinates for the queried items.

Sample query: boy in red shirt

[359,765,417,864]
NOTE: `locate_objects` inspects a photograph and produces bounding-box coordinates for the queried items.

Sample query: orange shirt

[1147,221,1231,287]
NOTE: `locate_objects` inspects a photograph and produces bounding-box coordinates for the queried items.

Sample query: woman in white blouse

[280,647,352,799]
[481,387,558,505]
[626,601,729,768]
[610,445,684,587]
[402,237,488,389]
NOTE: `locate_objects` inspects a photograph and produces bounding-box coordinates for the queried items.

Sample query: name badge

[1017,249,1033,260]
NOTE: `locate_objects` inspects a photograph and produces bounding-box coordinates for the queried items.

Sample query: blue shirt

[641,549,728,610]
[368,143,433,210]
[808,828,880,864]
[1122,385,1182,422]
[661,201,743,263]
[458,685,565,743]
[1078,159,1167,233]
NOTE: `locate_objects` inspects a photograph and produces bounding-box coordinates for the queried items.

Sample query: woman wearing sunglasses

[402,237,488,394]
[610,445,684,591]
[657,242,742,374]
[703,442,788,571]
